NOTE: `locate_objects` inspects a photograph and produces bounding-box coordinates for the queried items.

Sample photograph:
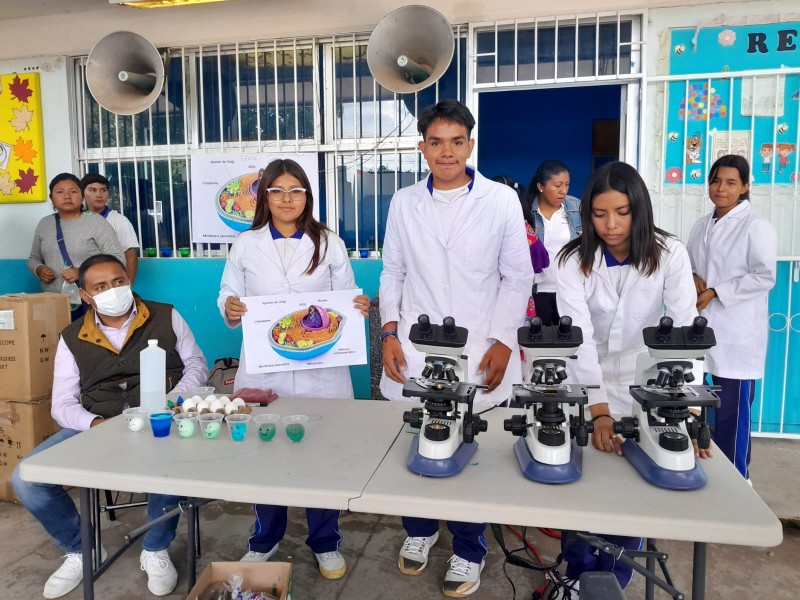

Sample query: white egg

[196,400,210,412]
[218,396,231,404]
[190,395,203,404]
[182,398,198,411]
[128,417,145,432]
[231,397,246,407]
[205,394,218,404]
[224,403,238,415]
[209,399,225,413]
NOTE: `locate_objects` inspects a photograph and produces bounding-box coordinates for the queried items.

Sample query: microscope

[503,316,594,484]
[401,315,488,477]
[614,316,721,490]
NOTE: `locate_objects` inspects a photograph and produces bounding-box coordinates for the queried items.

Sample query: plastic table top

[20,397,407,511]
[349,403,784,548]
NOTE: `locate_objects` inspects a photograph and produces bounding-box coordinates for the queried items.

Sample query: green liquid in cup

[286,423,305,442]
[203,422,221,439]
[258,423,276,441]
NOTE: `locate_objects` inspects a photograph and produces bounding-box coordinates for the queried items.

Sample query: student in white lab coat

[218,158,369,580]
[380,100,532,597]
[555,161,699,590]
[687,155,777,479]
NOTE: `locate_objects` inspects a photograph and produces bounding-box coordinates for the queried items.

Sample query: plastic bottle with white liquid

[139,339,166,412]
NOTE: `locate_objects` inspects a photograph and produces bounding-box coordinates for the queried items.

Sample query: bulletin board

[0,72,46,202]
[664,23,800,185]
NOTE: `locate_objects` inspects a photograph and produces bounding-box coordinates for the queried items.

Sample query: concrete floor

[1,438,798,600]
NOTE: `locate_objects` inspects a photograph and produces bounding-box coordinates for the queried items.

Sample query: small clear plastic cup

[192,386,215,398]
[283,415,309,443]
[123,407,148,433]
[225,413,252,442]
[254,414,281,442]
[149,410,174,438]
[198,413,224,440]
[173,412,198,439]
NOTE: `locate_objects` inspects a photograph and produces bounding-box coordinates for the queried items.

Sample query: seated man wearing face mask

[12,254,208,599]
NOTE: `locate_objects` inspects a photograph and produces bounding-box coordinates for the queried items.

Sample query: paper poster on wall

[190,152,319,243]
[711,131,752,164]
[0,73,46,202]
[664,22,800,185]
[240,289,367,374]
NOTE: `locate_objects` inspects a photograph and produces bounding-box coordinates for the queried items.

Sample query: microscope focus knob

[417,314,433,336]
[504,414,527,436]
[656,316,673,339]
[689,316,708,339]
[697,422,712,449]
[613,416,639,441]
[557,316,573,338]
[528,316,543,338]
[442,316,456,339]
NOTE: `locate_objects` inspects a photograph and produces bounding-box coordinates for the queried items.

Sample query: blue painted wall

[1,258,382,400]
[477,86,622,196]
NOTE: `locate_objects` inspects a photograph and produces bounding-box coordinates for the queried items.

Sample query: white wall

[0,0,751,60]
[0,56,73,259]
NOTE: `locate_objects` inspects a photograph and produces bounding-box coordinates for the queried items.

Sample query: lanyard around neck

[53,214,74,268]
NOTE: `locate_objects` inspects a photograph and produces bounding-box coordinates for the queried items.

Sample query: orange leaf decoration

[13,137,37,164]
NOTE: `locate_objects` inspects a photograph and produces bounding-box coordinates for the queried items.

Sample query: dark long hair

[250,159,328,275]
[491,175,534,229]
[558,162,668,277]
[708,154,750,200]
[526,160,570,208]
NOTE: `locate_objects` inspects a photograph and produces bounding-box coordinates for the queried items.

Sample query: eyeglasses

[266,187,307,202]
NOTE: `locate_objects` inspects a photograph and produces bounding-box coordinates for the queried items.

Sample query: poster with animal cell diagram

[190,152,319,243]
[240,289,367,374]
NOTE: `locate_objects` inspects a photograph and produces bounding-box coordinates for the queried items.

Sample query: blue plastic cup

[149,411,174,438]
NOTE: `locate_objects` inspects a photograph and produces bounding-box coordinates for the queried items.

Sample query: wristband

[591,414,613,423]
[380,330,398,342]
[708,287,717,298]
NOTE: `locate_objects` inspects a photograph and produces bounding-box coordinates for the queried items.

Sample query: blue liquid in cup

[230,422,248,441]
[150,412,173,438]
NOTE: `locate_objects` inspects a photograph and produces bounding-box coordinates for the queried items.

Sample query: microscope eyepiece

[689,316,708,339]
[557,316,573,338]
[417,314,433,336]
[656,316,673,339]
[528,316,543,338]
[442,316,456,338]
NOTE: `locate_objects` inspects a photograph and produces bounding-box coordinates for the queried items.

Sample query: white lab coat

[556,236,698,415]
[379,169,533,406]
[687,201,777,379]
[218,226,356,398]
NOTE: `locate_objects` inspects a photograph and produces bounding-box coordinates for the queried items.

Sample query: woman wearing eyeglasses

[218,158,369,580]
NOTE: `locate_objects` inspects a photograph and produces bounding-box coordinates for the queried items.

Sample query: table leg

[187,500,197,590]
[79,487,95,600]
[645,539,655,600]
[692,542,707,600]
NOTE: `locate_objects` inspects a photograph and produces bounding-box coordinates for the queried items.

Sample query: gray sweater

[28,213,125,293]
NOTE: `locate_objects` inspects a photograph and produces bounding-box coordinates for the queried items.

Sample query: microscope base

[621,439,708,490]
[513,437,583,484]
[407,434,478,477]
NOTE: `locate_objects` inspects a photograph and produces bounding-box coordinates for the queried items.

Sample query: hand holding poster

[240,289,367,374]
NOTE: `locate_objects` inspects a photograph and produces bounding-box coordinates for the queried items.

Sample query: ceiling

[0,0,234,21]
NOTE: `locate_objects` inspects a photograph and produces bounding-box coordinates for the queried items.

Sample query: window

[74,32,467,255]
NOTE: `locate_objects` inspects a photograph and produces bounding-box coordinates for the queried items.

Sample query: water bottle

[140,339,166,412]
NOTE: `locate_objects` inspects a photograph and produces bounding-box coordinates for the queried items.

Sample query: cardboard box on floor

[187,562,292,600]
[0,293,71,402]
[0,398,58,501]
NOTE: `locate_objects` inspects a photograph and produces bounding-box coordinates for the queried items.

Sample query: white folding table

[19,397,408,600]
[349,403,784,599]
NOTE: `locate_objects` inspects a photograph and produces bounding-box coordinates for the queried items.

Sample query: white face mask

[90,285,134,317]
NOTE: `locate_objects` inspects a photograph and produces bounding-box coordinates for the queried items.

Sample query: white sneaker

[43,547,107,599]
[315,550,347,579]
[240,543,279,562]
[442,554,484,598]
[140,549,178,596]
[398,531,440,575]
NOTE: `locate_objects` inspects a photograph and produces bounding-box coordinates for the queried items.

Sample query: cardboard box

[0,293,71,402]
[187,562,292,600]
[0,398,58,501]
